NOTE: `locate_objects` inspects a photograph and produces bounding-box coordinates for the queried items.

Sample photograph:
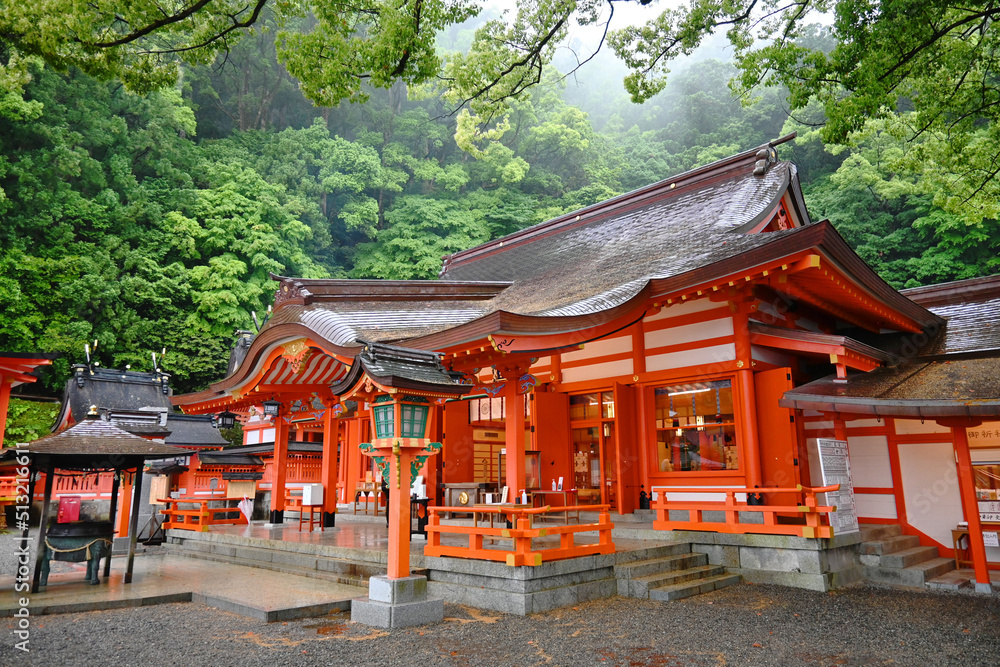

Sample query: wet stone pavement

[3,582,999,666]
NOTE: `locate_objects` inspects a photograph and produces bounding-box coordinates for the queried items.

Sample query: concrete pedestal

[351,574,443,629]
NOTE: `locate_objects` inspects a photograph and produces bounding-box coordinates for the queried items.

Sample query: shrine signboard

[813,438,860,535]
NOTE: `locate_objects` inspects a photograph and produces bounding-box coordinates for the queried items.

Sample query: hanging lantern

[262,400,281,417]
[217,411,238,429]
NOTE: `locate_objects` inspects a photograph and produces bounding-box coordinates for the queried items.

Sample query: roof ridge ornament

[753,147,778,176]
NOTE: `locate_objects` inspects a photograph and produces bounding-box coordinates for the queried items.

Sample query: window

[400,403,428,438]
[372,396,394,439]
[653,379,739,472]
[569,391,617,505]
[467,395,531,424]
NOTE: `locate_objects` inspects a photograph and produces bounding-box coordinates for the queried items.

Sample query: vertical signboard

[812,438,860,535]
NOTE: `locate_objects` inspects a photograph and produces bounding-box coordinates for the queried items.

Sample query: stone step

[858,523,902,542]
[624,564,726,598]
[926,569,974,592]
[864,557,956,588]
[648,573,742,602]
[165,540,387,583]
[880,545,941,569]
[859,534,920,556]
[615,553,707,579]
[612,542,692,564]
[171,548,378,587]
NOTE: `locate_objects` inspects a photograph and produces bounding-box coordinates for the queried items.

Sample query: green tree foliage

[793,118,1000,287]
[3,398,60,445]
[0,64,324,393]
[3,8,998,399]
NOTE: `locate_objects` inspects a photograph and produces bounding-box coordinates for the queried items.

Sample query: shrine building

[172,136,1000,594]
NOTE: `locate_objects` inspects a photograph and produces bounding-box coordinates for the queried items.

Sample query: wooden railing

[260,454,323,487]
[0,472,118,500]
[158,498,246,532]
[652,484,841,539]
[424,504,615,566]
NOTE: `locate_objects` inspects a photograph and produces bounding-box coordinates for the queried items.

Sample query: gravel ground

[2,582,998,666]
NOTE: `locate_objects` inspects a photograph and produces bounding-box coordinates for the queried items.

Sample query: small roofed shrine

[175,137,1000,595]
[8,411,189,592]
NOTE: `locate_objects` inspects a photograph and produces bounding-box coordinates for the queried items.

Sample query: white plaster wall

[561,335,631,363]
[845,419,883,429]
[651,485,747,502]
[854,493,897,519]
[645,343,736,372]
[644,298,722,322]
[846,435,893,488]
[971,448,1000,463]
[261,427,276,443]
[529,356,551,370]
[804,421,835,431]
[898,442,963,548]
[644,317,733,349]
[895,419,950,435]
[559,358,632,384]
[246,430,261,445]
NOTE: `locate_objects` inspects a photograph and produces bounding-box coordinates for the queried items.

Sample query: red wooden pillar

[946,422,992,591]
[344,416,364,505]
[269,410,290,523]
[321,402,339,526]
[733,301,763,488]
[387,450,416,578]
[504,380,526,499]
[116,473,133,537]
[735,369,763,488]
[0,377,12,447]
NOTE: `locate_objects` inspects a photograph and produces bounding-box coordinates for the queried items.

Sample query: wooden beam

[124,464,144,584]
[104,468,121,578]
[30,461,55,594]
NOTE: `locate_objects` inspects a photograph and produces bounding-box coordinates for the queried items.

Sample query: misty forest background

[2,13,996,418]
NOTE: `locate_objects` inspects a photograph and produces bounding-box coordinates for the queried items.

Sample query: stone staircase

[165,531,386,589]
[615,543,741,601]
[859,524,955,588]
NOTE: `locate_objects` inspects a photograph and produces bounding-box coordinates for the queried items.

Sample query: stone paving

[3,582,999,666]
[0,550,364,621]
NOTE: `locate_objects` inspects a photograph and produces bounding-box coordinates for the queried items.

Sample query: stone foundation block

[350,596,443,629]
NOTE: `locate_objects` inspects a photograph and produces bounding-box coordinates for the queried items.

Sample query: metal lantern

[262,400,281,417]
[217,410,238,429]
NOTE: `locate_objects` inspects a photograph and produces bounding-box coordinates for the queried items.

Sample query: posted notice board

[810,438,860,535]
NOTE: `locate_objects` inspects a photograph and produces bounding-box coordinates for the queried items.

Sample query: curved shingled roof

[254,142,800,351]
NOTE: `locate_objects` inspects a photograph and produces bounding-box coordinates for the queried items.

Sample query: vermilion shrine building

[173,138,1000,592]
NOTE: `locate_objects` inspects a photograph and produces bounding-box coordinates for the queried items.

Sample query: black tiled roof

[56,366,173,430]
[222,442,323,455]
[17,417,188,459]
[847,274,1000,360]
[329,342,472,396]
[197,452,264,466]
[440,164,792,316]
[254,148,798,349]
[780,358,1000,418]
[164,414,229,448]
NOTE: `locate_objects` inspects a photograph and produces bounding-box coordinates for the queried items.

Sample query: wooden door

[754,367,800,507]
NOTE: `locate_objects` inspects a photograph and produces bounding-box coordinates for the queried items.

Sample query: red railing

[260,454,323,487]
[652,484,841,538]
[425,505,615,566]
[0,472,118,500]
[159,498,247,532]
